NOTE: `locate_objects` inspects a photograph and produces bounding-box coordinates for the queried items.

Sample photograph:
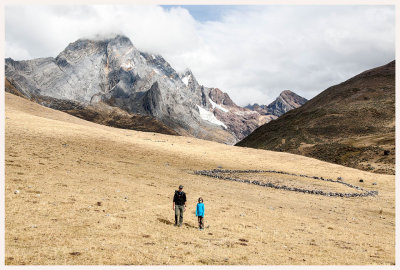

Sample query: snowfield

[181,75,190,86]
[196,105,227,129]
[209,98,229,113]
[121,61,134,70]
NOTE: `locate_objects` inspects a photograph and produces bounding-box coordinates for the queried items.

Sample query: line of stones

[194,169,378,198]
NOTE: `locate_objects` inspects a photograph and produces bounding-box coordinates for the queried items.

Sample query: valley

[5,92,395,265]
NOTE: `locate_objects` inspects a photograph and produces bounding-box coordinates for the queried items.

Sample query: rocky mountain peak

[67,34,133,49]
[209,88,237,108]
[5,35,241,144]
[57,34,136,63]
[278,90,307,105]
[179,68,197,86]
[245,90,307,118]
[106,35,136,53]
[180,68,193,77]
[245,103,262,111]
[178,68,201,92]
[267,90,308,117]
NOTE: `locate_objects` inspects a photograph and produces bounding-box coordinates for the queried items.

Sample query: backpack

[174,190,186,204]
[175,190,185,197]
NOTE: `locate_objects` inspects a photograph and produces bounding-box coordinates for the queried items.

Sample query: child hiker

[196,197,205,230]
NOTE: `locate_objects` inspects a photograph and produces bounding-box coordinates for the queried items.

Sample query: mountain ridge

[6,35,236,142]
[5,34,307,143]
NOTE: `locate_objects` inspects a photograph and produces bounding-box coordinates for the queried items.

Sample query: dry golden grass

[5,93,395,265]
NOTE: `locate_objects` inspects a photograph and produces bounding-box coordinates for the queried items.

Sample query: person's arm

[196,204,198,216]
[172,193,176,210]
[184,193,187,210]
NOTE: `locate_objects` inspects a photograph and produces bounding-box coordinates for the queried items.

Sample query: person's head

[198,197,203,203]
[178,185,183,191]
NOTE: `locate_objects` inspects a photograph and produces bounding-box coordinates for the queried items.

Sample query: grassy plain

[5,93,395,265]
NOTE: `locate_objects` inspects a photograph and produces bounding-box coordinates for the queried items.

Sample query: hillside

[237,61,395,175]
[5,92,394,265]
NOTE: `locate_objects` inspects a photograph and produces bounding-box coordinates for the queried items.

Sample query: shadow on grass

[157,218,174,225]
[157,218,198,229]
[183,222,198,229]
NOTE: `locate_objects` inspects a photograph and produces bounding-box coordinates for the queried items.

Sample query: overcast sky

[5,5,395,106]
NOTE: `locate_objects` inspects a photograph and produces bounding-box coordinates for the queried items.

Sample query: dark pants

[175,205,184,225]
[198,216,204,229]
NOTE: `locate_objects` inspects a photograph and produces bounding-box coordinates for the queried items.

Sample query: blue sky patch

[162,5,246,22]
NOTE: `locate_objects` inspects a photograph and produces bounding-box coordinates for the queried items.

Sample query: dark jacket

[173,190,186,205]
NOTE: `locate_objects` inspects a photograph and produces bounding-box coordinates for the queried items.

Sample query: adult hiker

[173,185,187,227]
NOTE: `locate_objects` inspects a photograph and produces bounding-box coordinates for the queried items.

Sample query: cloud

[5,5,395,106]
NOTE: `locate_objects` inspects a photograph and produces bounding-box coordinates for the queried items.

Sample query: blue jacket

[196,203,205,217]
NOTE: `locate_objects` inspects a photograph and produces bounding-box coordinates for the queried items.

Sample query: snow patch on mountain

[181,75,189,86]
[124,47,134,56]
[209,98,229,112]
[197,105,227,129]
[121,61,134,70]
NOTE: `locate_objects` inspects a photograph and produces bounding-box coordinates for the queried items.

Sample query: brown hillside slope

[237,61,395,175]
[5,92,394,265]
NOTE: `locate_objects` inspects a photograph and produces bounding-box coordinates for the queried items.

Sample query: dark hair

[198,197,203,203]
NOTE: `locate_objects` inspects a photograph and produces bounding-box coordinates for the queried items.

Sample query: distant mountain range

[237,61,395,175]
[5,34,306,143]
